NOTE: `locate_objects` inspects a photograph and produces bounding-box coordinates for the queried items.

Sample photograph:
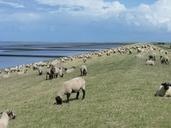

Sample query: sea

[0,42,123,69]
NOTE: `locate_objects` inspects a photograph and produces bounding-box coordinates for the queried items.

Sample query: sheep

[32,64,38,70]
[160,56,169,64]
[145,60,155,66]
[37,67,43,75]
[148,54,156,61]
[4,69,9,74]
[155,82,171,97]
[46,67,54,80]
[55,77,86,104]
[80,65,87,76]
[58,67,65,77]
[83,58,87,63]
[0,110,16,128]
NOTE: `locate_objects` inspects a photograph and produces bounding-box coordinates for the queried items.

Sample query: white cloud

[0,0,24,8]
[34,0,171,32]
[35,0,126,18]
[0,0,171,32]
[125,0,171,32]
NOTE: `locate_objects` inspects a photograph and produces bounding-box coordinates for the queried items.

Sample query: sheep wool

[0,112,9,128]
[165,86,171,97]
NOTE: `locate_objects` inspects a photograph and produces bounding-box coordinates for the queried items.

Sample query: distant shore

[0,42,123,68]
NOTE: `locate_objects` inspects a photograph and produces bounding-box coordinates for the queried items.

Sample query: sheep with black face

[55,77,86,105]
[160,56,169,64]
[0,110,16,128]
[155,82,171,97]
[80,65,87,76]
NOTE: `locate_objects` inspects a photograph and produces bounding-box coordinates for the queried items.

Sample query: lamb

[145,60,155,66]
[155,82,171,97]
[80,65,87,76]
[55,77,86,104]
[0,110,16,128]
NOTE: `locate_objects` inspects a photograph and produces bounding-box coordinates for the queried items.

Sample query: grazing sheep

[128,50,132,54]
[148,54,156,61]
[37,67,43,75]
[32,64,38,70]
[58,67,65,77]
[146,60,155,66]
[4,69,9,74]
[160,56,169,64]
[55,77,86,104]
[46,67,54,80]
[0,110,16,128]
[155,82,171,97]
[83,58,87,63]
[80,65,87,76]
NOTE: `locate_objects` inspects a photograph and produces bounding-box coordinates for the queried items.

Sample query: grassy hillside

[1,45,171,128]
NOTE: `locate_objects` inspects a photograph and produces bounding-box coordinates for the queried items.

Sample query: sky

[0,0,171,42]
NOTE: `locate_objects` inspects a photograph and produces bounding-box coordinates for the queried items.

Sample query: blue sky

[0,0,171,42]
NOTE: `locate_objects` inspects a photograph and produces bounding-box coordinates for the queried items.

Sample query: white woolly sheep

[55,77,86,104]
[80,65,87,76]
[155,82,171,97]
[146,60,155,66]
[0,110,16,128]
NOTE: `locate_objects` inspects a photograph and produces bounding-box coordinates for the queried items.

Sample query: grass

[1,45,171,128]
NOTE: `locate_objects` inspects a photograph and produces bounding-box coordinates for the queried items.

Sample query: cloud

[34,0,171,32]
[125,0,171,32]
[0,0,171,33]
[35,0,126,18]
[0,0,24,8]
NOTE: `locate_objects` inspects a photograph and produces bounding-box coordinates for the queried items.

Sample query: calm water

[0,42,122,68]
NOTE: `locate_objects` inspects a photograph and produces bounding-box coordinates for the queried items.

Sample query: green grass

[1,47,171,128]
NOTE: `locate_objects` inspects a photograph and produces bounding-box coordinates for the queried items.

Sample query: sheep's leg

[82,89,85,99]
[66,93,70,103]
[76,92,80,99]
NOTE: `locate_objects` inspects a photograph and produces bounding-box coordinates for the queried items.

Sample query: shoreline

[0,43,164,74]
[0,43,124,69]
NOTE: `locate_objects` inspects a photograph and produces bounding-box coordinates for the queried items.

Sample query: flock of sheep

[0,44,171,128]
